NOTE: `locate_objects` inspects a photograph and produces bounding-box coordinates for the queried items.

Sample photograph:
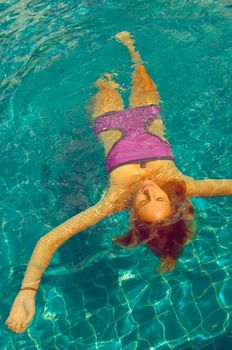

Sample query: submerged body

[93,104,174,172]
[5,31,232,334]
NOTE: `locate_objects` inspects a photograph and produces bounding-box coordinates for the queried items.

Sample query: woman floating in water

[6,32,232,333]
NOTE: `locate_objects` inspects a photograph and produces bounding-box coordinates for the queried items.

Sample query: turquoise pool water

[0,0,232,349]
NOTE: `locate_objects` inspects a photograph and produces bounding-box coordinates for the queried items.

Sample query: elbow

[38,236,49,248]
[38,236,53,250]
[39,235,59,251]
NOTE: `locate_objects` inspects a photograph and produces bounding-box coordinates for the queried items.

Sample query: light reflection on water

[0,1,232,349]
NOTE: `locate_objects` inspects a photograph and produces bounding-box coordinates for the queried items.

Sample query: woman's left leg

[116,31,160,107]
[115,31,166,140]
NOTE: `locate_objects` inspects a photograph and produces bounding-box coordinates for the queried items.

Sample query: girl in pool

[6,31,232,333]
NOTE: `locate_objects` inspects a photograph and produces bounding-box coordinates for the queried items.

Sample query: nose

[144,188,152,200]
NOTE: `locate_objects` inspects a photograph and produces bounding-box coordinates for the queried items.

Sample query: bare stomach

[109,159,186,188]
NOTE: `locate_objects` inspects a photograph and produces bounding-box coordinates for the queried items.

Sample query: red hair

[112,180,195,274]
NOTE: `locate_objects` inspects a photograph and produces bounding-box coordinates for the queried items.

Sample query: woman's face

[133,180,172,222]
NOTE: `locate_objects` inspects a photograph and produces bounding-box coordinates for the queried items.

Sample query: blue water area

[0,0,232,349]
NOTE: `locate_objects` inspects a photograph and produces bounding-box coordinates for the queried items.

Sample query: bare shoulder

[181,175,213,197]
[98,183,128,213]
[159,164,232,197]
[156,162,193,184]
[181,175,216,197]
[158,163,195,193]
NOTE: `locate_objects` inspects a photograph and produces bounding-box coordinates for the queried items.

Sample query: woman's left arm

[185,178,232,197]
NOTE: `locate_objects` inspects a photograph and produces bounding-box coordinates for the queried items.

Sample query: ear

[175,180,186,198]
[162,180,186,199]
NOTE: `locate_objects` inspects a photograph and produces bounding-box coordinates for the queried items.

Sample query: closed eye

[140,197,165,207]
[156,197,165,201]
[139,200,149,207]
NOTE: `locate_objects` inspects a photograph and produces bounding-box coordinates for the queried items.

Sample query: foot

[94,73,124,91]
[5,291,36,333]
[115,31,143,65]
[115,31,134,48]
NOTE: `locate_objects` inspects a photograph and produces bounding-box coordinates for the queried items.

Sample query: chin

[141,179,154,186]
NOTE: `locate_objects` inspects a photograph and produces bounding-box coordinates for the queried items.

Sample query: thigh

[89,78,124,154]
[147,118,168,142]
[129,65,160,108]
[92,88,124,119]
[99,129,122,156]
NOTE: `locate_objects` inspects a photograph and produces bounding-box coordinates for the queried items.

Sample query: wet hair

[112,180,195,274]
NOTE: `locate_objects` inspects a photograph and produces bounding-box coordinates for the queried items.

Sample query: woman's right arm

[20,197,116,292]
[5,189,119,333]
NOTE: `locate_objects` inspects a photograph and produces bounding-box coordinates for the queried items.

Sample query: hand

[5,291,36,333]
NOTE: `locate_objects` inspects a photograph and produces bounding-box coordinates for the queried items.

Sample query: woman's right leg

[90,74,124,155]
[91,73,124,119]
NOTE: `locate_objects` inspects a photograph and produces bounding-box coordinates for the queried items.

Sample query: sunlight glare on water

[0,1,232,349]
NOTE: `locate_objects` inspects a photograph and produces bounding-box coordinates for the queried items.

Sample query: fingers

[6,323,27,333]
[5,320,26,333]
[22,312,34,327]
[5,294,36,333]
[5,314,33,333]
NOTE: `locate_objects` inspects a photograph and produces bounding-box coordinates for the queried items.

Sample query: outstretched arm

[5,187,121,333]
[20,192,117,292]
[186,178,232,197]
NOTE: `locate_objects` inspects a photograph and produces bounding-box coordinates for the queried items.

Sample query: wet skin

[133,180,172,222]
